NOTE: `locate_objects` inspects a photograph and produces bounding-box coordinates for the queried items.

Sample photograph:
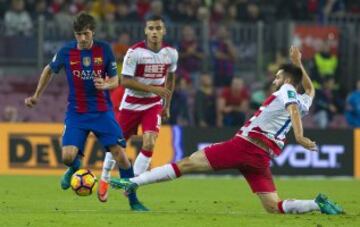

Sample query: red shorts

[204,136,276,193]
[116,105,162,140]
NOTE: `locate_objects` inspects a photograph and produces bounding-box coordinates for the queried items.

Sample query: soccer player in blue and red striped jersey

[24,12,147,211]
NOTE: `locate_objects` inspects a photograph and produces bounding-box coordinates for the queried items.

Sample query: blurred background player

[102,15,178,199]
[24,12,146,211]
[110,46,344,215]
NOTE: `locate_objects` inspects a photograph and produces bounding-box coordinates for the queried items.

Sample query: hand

[289,45,302,66]
[24,96,38,108]
[297,136,318,151]
[94,77,108,90]
[161,107,170,121]
[151,86,171,98]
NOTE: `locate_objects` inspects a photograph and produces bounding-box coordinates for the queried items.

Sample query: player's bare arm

[93,76,119,90]
[25,65,53,108]
[122,75,171,98]
[287,103,317,151]
[162,72,176,119]
[290,46,315,98]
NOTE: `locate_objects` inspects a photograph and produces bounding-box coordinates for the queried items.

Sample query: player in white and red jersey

[99,15,178,210]
[110,46,344,215]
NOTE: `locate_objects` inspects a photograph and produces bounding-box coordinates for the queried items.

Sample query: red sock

[277,201,285,214]
[140,149,153,158]
[171,163,182,177]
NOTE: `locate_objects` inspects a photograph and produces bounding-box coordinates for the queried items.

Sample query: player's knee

[62,146,78,166]
[142,139,155,151]
[62,153,75,166]
[110,147,130,168]
[142,133,157,151]
[109,147,122,161]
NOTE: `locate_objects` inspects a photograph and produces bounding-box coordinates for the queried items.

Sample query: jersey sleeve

[49,48,65,74]
[121,48,137,77]
[169,49,178,73]
[278,84,298,108]
[104,42,117,77]
[299,93,313,113]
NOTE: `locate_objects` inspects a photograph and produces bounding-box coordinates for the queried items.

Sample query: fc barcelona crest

[82,57,91,67]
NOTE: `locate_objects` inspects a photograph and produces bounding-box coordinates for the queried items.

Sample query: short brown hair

[73,12,96,32]
[145,15,164,23]
[279,63,303,86]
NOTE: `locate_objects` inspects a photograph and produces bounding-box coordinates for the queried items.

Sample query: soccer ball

[70,169,97,196]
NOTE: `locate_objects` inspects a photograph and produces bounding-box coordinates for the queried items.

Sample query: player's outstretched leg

[260,192,344,215]
[98,152,116,202]
[111,150,211,191]
[61,148,81,190]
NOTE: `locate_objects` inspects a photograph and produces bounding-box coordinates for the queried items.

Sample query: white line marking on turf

[51,209,245,216]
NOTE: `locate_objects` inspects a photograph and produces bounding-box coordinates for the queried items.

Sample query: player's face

[145,20,166,44]
[273,69,286,90]
[74,28,94,49]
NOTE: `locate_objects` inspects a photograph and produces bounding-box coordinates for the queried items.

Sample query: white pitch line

[50,209,245,216]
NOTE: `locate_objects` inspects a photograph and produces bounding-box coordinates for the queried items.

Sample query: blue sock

[119,166,138,204]
[68,155,81,173]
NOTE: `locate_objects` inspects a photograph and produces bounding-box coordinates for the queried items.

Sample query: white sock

[130,164,181,186]
[101,152,116,182]
[133,151,152,176]
[281,200,320,214]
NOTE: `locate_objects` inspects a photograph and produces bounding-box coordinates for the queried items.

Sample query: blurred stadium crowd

[1,0,360,129]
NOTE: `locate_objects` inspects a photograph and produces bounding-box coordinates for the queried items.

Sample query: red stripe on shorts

[125,96,161,105]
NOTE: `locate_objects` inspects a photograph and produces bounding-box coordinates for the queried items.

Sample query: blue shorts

[62,111,126,154]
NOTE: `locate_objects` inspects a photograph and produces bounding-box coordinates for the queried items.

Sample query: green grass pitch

[0,176,359,227]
